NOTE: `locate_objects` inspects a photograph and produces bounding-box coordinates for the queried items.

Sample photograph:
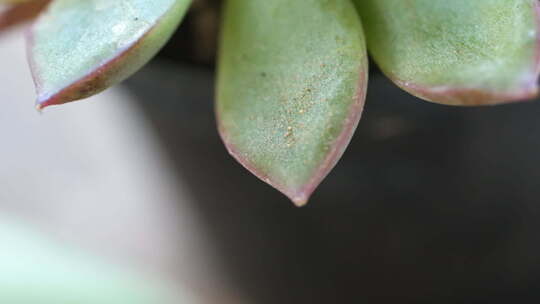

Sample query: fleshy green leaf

[355,0,540,105]
[28,0,191,109]
[217,0,368,206]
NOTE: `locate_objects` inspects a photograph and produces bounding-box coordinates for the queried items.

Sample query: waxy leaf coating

[355,0,540,105]
[217,0,368,205]
[28,0,191,109]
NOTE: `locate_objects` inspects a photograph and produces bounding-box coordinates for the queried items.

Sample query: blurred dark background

[119,3,540,303]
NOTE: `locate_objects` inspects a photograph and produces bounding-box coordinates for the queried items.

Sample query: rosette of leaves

[1,0,539,205]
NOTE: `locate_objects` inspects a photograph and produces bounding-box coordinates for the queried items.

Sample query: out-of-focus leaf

[355,0,540,105]
[28,0,191,109]
[0,0,49,33]
[217,0,368,205]
[0,218,173,303]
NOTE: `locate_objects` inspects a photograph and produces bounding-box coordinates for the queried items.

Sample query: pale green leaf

[217,0,368,205]
[28,0,191,109]
[355,0,540,105]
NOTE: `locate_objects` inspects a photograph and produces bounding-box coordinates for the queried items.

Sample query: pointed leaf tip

[355,0,540,106]
[27,0,192,108]
[217,0,368,205]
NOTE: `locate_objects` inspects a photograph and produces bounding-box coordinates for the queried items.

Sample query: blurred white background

[0,25,244,303]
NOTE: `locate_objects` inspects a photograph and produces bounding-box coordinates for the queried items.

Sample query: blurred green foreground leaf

[0,218,173,304]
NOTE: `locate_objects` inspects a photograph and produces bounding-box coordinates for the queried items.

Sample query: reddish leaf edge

[28,35,147,111]
[0,0,50,34]
[216,65,368,207]
[26,5,176,111]
[27,29,150,111]
[392,78,539,106]
[386,1,540,107]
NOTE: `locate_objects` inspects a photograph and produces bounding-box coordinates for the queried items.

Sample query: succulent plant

[1,0,539,206]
